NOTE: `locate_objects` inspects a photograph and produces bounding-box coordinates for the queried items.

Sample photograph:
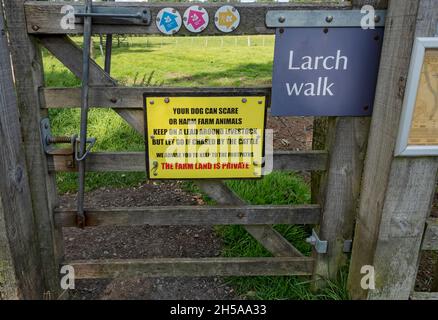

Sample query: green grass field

[44,35,347,300]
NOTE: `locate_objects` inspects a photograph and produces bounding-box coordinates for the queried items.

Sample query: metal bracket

[306,229,328,254]
[41,118,76,169]
[266,10,386,28]
[40,118,96,169]
[73,5,151,25]
[343,239,353,253]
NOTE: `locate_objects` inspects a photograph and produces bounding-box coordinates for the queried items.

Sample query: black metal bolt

[278,16,286,23]
[374,15,381,23]
[326,16,334,23]
[32,25,40,31]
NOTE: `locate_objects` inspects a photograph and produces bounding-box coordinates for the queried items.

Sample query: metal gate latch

[40,118,96,168]
[306,229,328,254]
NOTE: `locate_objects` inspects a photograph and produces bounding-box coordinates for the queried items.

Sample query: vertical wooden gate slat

[2,0,63,297]
[348,0,438,300]
[312,117,370,289]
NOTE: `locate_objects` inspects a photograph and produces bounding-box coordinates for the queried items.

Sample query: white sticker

[156,8,182,35]
[183,6,209,33]
[214,5,240,33]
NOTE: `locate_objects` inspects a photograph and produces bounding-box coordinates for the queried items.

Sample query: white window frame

[395,37,438,156]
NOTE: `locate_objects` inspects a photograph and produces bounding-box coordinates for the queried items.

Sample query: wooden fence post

[0,4,45,299]
[2,0,63,297]
[311,117,370,289]
[311,1,388,290]
[348,0,438,300]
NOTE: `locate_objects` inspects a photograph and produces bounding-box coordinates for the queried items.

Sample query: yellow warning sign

[145,96,266,179]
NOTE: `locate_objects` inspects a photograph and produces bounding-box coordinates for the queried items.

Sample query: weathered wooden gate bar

[42,87,272,109]
[421,218,438,251]
[55,204,321,228]
[25,1,351,35]
[48,150,328,173]
[68,257,314,279]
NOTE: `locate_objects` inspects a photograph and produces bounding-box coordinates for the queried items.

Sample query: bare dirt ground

[62,116,313,300]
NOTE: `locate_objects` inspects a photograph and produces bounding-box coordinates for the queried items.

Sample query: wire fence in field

[97,35,276,50]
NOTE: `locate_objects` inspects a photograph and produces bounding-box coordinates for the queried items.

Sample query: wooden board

[410,292,438,300]
[408,49,438,146]
[55,204,321,228]
[2,0,63,298]
[42,86,272,110]
[0,4,44,299]
[422,218,438,251]
[347,0,422,300]
[67,257,314,279]
[312,116,370,289]
[48,151,328,173]
[25,2,351,35]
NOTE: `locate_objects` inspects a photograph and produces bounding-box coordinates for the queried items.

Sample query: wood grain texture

[0,5,44,299]
[43,86,272,109]
[312,117,370,289]
[348,0,438,300]
[2,0,63,298]
[368,158,438,299]
[68,257,314,279]
[196,180,304,257]
[55,205,321,228]
[421,218,438,251]
[48,151,327,173]
[410,292,438,300]
[26,2,351,35]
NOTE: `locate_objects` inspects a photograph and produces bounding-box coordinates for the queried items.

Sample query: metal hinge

[306,229,328,254]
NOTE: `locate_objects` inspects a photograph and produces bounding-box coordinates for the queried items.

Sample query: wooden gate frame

[1,0,436,300]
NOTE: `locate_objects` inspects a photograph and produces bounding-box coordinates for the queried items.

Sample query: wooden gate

[0,0,437,300]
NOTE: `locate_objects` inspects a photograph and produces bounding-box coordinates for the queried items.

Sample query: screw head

[326,16,334,23]
[150,135,155,139]
[32,25,40,31]
[242,98,247,103]
[374,15,381,23]
[149,100,154,105]
[164,97,170,103]
[278,16,286,23]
